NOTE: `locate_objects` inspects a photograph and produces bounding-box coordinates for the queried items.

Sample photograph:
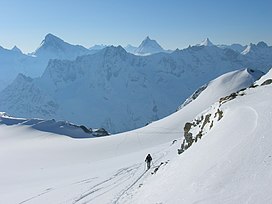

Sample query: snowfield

[1,68,271,203]
[129,69,272,203]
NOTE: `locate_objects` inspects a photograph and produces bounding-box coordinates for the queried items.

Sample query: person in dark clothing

[145,154,152,170]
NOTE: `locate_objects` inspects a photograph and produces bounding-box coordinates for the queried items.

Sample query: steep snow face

[129,68,272,204]
[179,68,263,109]
[255,67,272,86]
[134,36,166,55]
[0,42,263,134]
[146,68,263,137]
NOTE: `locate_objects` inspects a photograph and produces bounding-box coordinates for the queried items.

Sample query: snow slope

[0,42,264,133]
[128,68,272,204]
[0,68,265,204]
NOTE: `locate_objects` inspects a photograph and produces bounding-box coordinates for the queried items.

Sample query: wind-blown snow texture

[0,68,271,204]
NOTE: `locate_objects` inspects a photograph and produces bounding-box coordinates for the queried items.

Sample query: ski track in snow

[18,188,53,204]
[71,144,172,204]
[14,139,175,204]
[72,164,142,204]
[112,146,172,204]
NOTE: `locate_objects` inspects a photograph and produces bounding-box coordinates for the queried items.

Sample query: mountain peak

[144,36,151,41]
[242,41,269,55]
[11,46,22,53]
[257,41,268,48]
[141,36,160,46]
[199,38,214,46]
[101,45,127,57]
[42,33,64,46]
[134,36,164,55]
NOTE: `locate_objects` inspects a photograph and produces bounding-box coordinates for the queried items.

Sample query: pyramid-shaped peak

[142,36,158,44]
[43,33,64,44]
[199,38,214,46]
[134,36,164,55]
[34,33,68,54]
[11,46,22,53]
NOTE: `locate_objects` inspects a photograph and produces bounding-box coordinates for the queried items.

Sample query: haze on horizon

[0,0,271,53]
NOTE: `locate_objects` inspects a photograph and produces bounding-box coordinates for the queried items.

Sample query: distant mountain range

[1,34,272,133]
[1,36,272,133]
[0,33,271,92]
[0,34,97,91]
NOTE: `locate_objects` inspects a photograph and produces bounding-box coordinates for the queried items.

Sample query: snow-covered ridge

[178,68,271,154]
[130,68,272,204]
[178,68,263,110]
[0,112,109,138]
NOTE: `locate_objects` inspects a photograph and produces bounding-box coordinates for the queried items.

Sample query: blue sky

[0,0,271,53]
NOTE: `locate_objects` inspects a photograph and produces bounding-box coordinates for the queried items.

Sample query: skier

[145,154,152,170]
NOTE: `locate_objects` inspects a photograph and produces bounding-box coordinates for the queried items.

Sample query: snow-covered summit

[42,33,65,47]
[241,41,272,71]
[197,38,214,46]
[134,36,165,55]
[11,46,22,54]
[32,33,92,59]
[242,41,269,55]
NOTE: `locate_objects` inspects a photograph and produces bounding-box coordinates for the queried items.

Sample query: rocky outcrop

[178,104,223,154]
